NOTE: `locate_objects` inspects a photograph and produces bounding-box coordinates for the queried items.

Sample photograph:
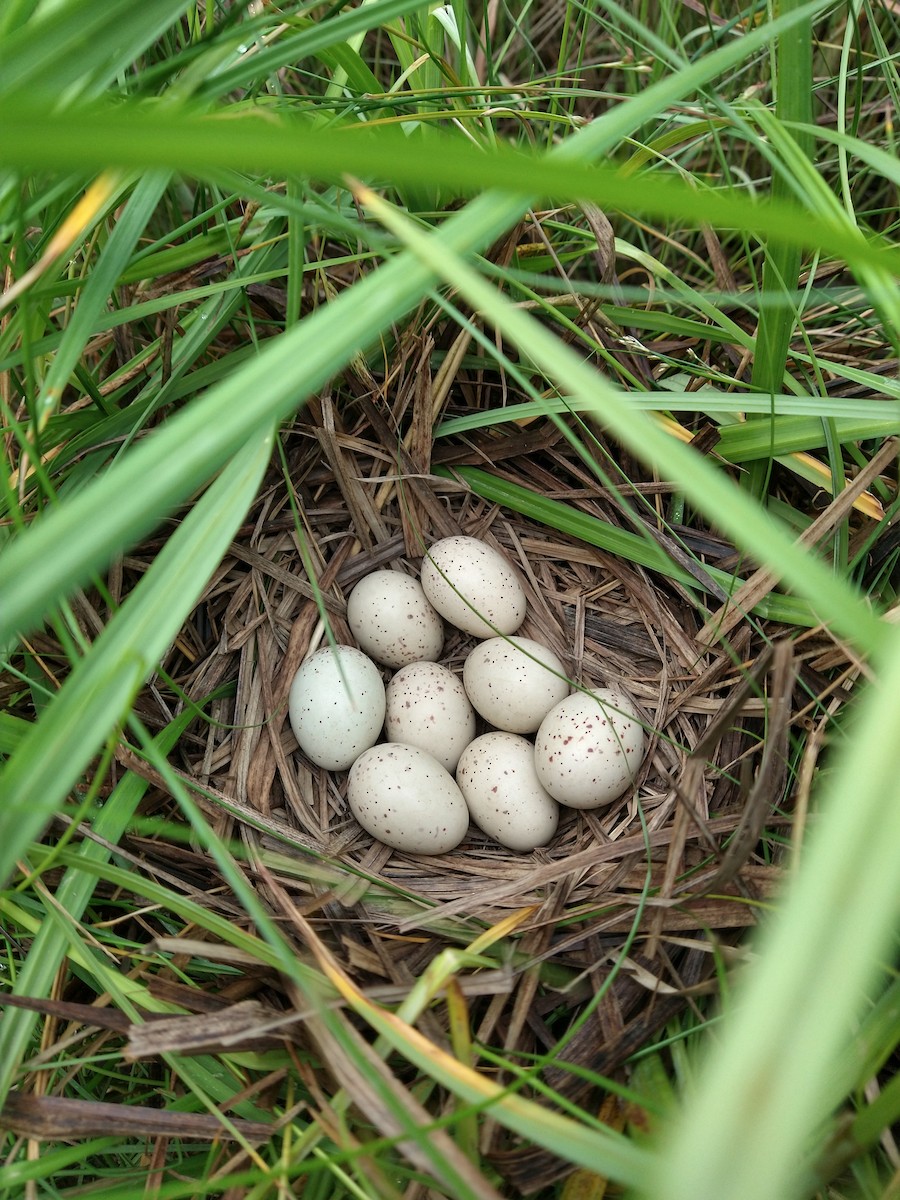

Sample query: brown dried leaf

[0,1092,271,1142]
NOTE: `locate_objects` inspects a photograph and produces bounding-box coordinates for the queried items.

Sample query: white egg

[463,636,569,734]
[420,536,526,638]
[347,570,444,668]
[456,733,559,851]
[348,743,470,854]
[288,645,385,771]
[385,661,476,773]
[534,688,645,809]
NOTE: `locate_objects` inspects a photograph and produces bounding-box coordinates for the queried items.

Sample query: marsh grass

[1,2,899,1198]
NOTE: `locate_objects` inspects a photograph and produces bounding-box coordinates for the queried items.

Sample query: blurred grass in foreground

[1,1,899,1198]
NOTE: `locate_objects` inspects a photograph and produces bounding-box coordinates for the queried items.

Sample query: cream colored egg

[288,645,385,771]
[534,688,644,809]
[348,743,470,854]
[420,536,526,638]
[456,732,559,851]
[463,636,569,734]
[385,661,476,773]
[347,570,443,668]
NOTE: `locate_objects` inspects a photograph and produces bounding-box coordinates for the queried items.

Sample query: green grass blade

[437,465,818,627]
[0,428,272,888]
[642,623,900,1200]
[3,104,897,281]
[0,707,194,1105]
[360,188,886,656]
[0,0,195,97]
[437,396,900,456]
[749,0,813,404]
[34,170,170,428]
[0,0,41,40]
[0,1139,122,1190]
[714,415,900,462]
[0,712,29,753]
[194,0,436,98]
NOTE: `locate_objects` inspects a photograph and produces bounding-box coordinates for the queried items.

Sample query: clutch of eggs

[288,536,646,855]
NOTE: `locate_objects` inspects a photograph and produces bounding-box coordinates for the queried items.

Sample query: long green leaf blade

[361,189,886,655]
[0,428,272,887]
[642,623,900,1200]
[0,707,194,1105]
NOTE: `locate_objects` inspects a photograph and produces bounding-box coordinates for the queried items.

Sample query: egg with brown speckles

[420,536,526,638]
[463,636,569,733]
[348,743,470,854]
[534,688,645,809]
[385,661,476,772]
[347,570,443,668]
[456,732,559,851]
[288,645,385,771]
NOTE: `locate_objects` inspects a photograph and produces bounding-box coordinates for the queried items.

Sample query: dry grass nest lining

[134,383,816,998]
[109,376,841,1185]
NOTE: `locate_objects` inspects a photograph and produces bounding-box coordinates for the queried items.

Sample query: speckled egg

[420,536,526,638]
[534,688,645,809]
[463,636,570,734]
[348,743,470,854]
[385,661,476,773]
[347,570,444,668]
[288,645,385,771]
[456,732,559,851]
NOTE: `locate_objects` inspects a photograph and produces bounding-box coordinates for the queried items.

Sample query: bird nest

[119,356,825,1188]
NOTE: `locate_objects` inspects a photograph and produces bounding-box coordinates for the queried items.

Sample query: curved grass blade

[33,170,171,428]
[437,394,900,451]
[3,102,898,285]
[1,3,831,646]
[0,706,195,1105]
[641,621,900,1200]
[436,465,821,628]
[0,428,272,889]
[0,0,195,98]
[358,186,886,656]
[748,0,813,447]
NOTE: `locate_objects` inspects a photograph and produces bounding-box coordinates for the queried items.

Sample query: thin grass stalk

[746,0,813,496]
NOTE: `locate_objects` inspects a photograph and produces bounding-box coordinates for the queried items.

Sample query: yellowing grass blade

[292,907,651,1190]
[0,172,123,326]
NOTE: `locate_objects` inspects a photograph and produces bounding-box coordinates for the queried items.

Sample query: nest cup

[167,405,786,1187]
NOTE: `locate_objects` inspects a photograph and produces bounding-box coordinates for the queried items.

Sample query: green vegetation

[1,2,899,1198]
